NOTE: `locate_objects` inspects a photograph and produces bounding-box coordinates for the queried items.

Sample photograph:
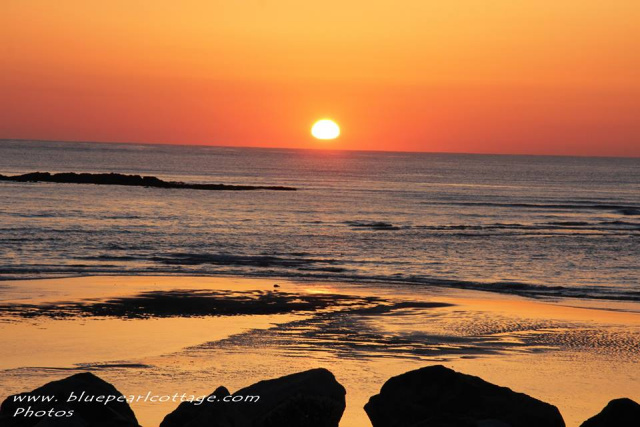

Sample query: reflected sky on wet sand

[0,276,639,427]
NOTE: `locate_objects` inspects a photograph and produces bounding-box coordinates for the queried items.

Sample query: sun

[311,119,340,140]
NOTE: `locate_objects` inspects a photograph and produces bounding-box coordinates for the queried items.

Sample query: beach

[3,2,640,425]
[1,275,638,426]
[1,141,638,425]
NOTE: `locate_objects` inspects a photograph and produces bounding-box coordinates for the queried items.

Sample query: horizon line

[1,138,638,160]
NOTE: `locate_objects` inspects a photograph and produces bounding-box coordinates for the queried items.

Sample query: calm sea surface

[1,140,638,300]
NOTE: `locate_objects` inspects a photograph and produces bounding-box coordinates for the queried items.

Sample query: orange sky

[1,1,639,156]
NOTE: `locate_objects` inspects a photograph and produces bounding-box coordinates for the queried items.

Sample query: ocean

[1,140,638,301]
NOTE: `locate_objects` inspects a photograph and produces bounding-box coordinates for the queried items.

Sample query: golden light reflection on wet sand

[0,276,638,427]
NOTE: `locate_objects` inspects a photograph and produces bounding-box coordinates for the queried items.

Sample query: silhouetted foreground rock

[161,368,346,427]
[0,372,139,426]
[580,398,640,427]
[0,172,296,191]
[364,365,565,427]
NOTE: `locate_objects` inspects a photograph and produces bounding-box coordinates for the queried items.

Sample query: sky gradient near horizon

[2,1,639,156]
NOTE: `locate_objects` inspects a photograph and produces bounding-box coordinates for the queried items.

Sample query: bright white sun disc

[311,119,340,140]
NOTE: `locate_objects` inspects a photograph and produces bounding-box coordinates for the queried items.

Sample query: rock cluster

[1,366,637,427]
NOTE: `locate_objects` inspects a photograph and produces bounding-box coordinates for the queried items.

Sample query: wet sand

[1,275,639,426]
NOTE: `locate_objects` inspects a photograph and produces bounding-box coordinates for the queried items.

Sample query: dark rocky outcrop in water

[345,220,400,230]
[580,398,640,427]
[161,368,346,427]
[0,172,296,191]
[0,372,139,426]
[364,365,565,427]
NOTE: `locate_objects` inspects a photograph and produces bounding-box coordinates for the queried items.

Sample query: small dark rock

[364,365,565,427]
[346,221,399,231]
[0,372,139,426]
[161,368,346,427]
[580,398,640,427]
[160,386,232,427]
